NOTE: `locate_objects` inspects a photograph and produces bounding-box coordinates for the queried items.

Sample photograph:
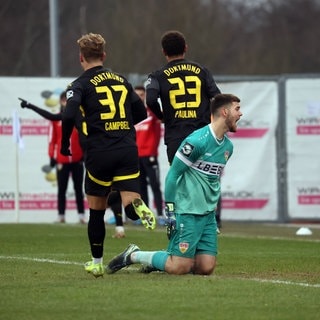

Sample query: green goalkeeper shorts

[167,211,217,258]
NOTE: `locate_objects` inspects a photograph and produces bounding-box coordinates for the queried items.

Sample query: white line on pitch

[1,255,320,288]
[242,277,320,288]
[0,255,83,266]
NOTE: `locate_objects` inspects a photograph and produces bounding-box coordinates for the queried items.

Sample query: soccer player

[60,33,156,278]
[146,30,221,164]
[145,30,222,233]
[106,93,243,275]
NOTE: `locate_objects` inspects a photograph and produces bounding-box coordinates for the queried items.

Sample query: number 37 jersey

[65,66,146,152]
[146,59,220,144]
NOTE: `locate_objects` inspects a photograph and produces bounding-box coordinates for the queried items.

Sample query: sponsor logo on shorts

[179,242,189,254]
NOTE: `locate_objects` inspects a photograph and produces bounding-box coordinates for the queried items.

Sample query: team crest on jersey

[181,142,194,157]
[224,151,230,161]
[179,242,189,254]
[66,90,74,100]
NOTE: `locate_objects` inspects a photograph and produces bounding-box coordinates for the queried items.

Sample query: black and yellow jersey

[62,66,146,153]
[146,59,220,147]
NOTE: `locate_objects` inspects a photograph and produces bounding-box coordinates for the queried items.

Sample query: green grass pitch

[0,222,319,320]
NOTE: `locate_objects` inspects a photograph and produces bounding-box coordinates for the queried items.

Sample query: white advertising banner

[286,79,320,219]
[3,77,316,223]
[0,77,82,223]
[217,81,279,221]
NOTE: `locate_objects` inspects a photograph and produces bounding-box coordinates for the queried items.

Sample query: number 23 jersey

[146,58,220,145]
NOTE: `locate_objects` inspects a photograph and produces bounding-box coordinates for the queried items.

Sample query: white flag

[12,110,24,149]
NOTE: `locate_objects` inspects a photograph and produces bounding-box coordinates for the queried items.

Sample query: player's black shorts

[166,139,185,164]
[84,146,141,197]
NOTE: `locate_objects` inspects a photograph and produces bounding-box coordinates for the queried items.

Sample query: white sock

[115,226,125,233]
[131,251,156,265]
[93,257,103,264]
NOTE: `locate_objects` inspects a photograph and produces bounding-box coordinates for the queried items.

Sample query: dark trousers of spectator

[139,156,163,217]
[56,162,85,215]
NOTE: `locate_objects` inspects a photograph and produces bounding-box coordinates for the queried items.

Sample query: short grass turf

[0,222,319,320]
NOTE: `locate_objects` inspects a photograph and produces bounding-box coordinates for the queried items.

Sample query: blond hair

[77,33,106,62]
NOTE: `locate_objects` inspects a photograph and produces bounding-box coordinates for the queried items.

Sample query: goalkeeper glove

[165,202,176,240]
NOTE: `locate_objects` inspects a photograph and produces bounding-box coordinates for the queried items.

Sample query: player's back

[70,66,139,152]
[150,59,220,144]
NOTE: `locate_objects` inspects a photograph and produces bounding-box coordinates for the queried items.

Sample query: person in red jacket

[135,85,164,222]
[48,91,86,223]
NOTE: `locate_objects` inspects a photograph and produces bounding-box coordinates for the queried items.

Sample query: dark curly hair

[161,30,186,56]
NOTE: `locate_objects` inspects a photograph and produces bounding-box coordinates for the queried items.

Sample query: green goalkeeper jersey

[165,124,233,215]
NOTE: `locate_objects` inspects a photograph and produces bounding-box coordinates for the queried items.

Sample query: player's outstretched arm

[19,98,61,121]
